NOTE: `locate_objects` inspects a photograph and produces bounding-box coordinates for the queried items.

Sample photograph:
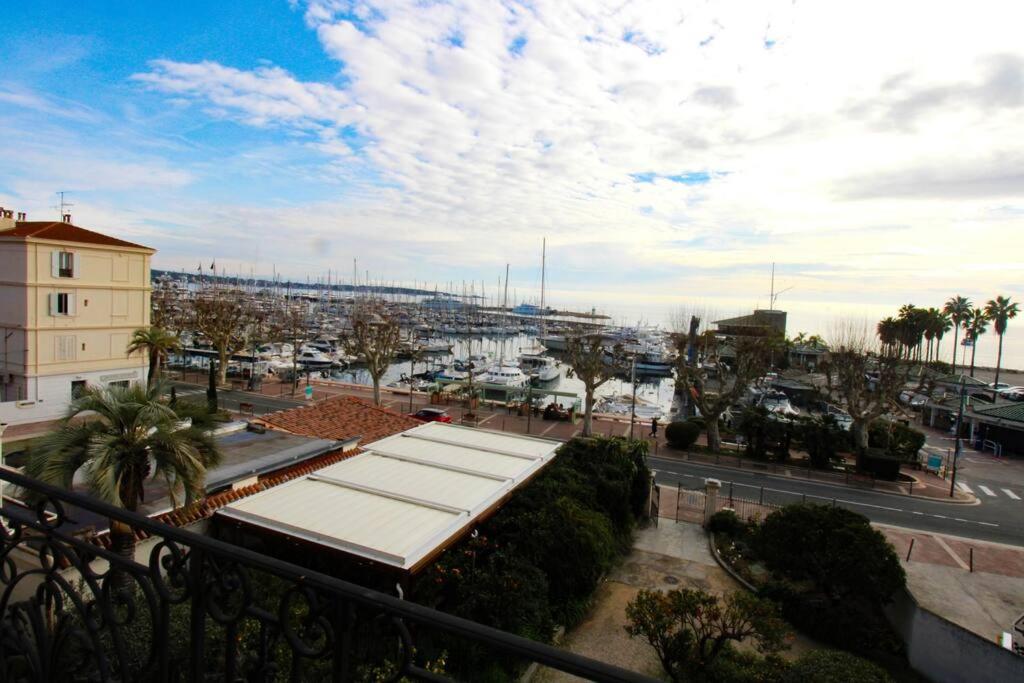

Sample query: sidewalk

[880,526,1024,643]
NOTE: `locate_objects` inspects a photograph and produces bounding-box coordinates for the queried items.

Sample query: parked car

[989,382,1013,391]
[409,407,452,423]
[899,390,928,408]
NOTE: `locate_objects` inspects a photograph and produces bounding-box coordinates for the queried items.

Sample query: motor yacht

[519,353,560,382]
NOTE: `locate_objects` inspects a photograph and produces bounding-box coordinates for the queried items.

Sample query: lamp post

[950,375,966,497]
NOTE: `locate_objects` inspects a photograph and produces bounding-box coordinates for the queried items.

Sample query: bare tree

[674,333,775,451]
[191,287,256,386]
[151,278,186,336]
[566,334,625,436]
[344,307,401,405]
[820,320,923,468]
[275,304,308,395]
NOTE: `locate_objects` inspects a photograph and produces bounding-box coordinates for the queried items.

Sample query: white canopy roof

[217,422,560,571]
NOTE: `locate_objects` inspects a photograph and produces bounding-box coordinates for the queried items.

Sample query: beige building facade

[0,209,154,425]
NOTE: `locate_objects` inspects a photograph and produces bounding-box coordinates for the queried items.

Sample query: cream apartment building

[0,209,154,425]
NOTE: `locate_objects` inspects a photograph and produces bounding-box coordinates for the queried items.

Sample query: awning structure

[217,422,560,572]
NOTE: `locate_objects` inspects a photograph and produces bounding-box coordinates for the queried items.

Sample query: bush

[708,510,745,537]
[413,435,651,674]
[752,504,906,655]
[783,649,892,683]
[796,415,849,469]
[665,420,702,449]
[868,420,926,462]
[739,407,792,462]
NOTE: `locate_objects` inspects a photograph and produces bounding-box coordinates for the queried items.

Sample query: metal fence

[0,468,654,683]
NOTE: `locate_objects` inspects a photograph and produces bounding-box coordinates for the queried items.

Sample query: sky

[1,1,1023,365]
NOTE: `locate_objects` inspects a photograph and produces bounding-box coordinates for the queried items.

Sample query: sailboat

[520,238,560,382]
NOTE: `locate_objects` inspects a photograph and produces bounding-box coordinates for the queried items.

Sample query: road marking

[978,521,999,527]
[957,482,973,494]
[540,422,558,437]
[931,535,970,570]
[912,511,923,515]
[1003,489,1021,500]
[978,485,997,497]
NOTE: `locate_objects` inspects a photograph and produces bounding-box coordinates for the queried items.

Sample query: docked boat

[295,347,336,368]
[480,363,530,387]
[539,334,567,351]
[519,354,560,382]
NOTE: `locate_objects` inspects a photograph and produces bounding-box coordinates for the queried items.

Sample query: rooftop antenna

[53,191,74,219]
[768,262,793,310]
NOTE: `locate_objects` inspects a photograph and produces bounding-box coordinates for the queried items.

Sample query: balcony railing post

[189,545,206,682]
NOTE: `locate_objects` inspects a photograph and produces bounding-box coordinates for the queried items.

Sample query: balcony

[0,468,654,682]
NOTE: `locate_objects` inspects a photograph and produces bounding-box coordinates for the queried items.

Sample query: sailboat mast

[540,237,546,336]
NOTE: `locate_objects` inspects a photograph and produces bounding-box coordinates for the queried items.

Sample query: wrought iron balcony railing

[0,468,656,682]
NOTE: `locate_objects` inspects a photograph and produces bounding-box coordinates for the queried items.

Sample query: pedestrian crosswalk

[959,480,1023,502]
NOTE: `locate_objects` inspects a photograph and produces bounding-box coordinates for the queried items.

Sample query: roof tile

[1,221,153,251]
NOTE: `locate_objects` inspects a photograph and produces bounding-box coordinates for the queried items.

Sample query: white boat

[480,363,530,387]
[539,334,567,351]
[758,390,800,417]
[295,347,336,368]
[519,354,559,382]
[436,365,470,381]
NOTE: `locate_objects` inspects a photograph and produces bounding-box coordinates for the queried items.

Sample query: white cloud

[65,0,1024,352]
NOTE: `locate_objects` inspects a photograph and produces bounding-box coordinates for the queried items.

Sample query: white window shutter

[51,251,60,278]
[67,294,77,317]
[49,293,58,316]
[72,253,81,279]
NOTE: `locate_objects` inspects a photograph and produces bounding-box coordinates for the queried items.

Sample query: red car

[409,407,452,423]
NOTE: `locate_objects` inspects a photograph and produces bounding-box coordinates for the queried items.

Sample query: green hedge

[665,420,702,449]
[413,436,651,677]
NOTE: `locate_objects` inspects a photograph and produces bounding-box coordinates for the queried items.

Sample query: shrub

[708,509,745,537]
[782,649,892,683]
[739,407,792,462]
[868,420,926,462]
[665,420,702,449]
[413,434,651,671]
[625,588,790,683]
[752,504,906,655]
[795,415,849,469]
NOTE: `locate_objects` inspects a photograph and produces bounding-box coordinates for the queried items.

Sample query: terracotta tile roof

[86,397,419,548]
[252,395,421,444]
[89,445,359,549]
[1,221,154,251]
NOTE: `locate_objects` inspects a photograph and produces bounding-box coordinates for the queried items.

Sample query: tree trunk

[147,349,158,388]
[993,333,1004,401]
[951,327,959,373]
[582,389,595,436]
[372,377,382,406]
[970,343,977,377]
[218,348,229,385]
[706,416,722,452]
[850,420,869,471]
[108,519,137,592]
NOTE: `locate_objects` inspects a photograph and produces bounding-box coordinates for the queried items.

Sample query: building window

[71,380,87,399]
[50,292,75,317]
[56,335,77,361]
[108,380,130,390]
[56,293,70,315]
[58,251,74,278]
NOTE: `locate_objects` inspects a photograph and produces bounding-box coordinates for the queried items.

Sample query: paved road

[648,454,1024,547]
[167,381,303,415]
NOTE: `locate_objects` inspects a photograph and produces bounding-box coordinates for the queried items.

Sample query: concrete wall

[885,589,1024,683]
[0,363,145,425]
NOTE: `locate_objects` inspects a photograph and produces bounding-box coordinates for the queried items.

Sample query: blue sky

[1,1,1022,364]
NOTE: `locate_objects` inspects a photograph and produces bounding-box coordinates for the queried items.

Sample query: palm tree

[127,327,180,388]
[876,317,899,356]
[922,308,941,362]
[984,295,1020,399]
[942,296,972,373]
[25,383,221,584]
[933,311,953,365]
[964,308,989,377]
